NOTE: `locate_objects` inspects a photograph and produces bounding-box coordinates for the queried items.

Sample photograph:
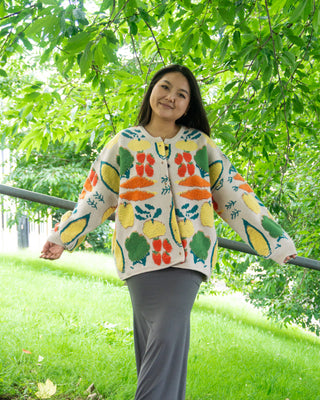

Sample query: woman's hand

[40,241,64,260]
[284,254,297,264]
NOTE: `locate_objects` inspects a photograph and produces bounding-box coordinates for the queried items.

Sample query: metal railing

[1,183,319,272]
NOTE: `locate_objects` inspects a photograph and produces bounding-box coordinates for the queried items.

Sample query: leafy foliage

[1,0,320,332]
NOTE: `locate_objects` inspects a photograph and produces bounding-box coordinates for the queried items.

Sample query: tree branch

[143,19,165,66]
[102,95,116,136]
[265,0,291,203]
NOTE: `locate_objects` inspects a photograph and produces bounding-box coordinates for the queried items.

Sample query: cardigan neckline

[139,125,186,144]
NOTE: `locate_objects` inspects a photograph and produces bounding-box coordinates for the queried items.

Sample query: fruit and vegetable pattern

[49,126,296,281]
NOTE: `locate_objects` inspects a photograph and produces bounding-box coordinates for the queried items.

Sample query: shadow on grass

[0,252,124,288]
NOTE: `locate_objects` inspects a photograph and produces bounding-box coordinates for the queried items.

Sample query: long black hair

[137,64,210,136]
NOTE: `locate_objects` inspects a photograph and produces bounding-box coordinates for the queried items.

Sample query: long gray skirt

[126,267,203,400]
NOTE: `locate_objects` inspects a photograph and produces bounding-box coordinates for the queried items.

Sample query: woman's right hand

[40,241,64,260]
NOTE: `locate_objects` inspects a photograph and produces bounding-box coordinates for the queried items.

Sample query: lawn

[0,251,319,399]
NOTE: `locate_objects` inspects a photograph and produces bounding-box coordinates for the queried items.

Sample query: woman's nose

[165,92,175,102]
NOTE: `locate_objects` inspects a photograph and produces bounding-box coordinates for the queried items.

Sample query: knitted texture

[48,126,296,280]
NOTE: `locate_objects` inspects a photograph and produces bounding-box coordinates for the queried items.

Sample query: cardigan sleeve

[206,137,296,264]
[47,134,120,251]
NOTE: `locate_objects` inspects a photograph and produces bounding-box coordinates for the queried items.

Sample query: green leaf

[224,80,239,92]
[219,35,229,61]
[129,21,138,35]
[94,41,105,68]
[23,92,41,101]
[182,32,194,54]
[218,5,235,25]
[20,37,33,51]
[0,68,7,77]
[313,6,320,33]
[270,0,287,15]
[79,42,93,75]
[262,64,273,82]
[64,31,93,53]
[283,28,305,47]
[100,0,114,12]
[281,51,296,67]
[251,79,261,91]
[232,30,241,52]
[292,94,304,113]
[274,34,282,52]
[289,0,307,23]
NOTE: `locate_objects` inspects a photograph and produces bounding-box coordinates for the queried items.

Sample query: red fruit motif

[163,239,172,253]
[145,164,154,177]
[136,164,144,176]
[162,252,171,264]
[153,252,162,266]
[182,239,188,257]
[187,163,195,176]
[183,152,192,162]
[178,163,187,177]
[175,153,183,164]
[147,154,155,165]
[153,239,162,252]
[136,152,145,163]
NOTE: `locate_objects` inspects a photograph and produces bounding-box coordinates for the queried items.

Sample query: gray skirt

[126,267,203,400]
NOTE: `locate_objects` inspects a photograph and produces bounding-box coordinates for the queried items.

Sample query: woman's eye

[161,84,169,89]
[178,93,186,99]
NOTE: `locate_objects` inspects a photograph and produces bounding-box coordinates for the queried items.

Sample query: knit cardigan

[48,126,296,281]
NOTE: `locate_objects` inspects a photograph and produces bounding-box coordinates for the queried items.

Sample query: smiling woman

[145,72,191,138]
[137,64,211,137]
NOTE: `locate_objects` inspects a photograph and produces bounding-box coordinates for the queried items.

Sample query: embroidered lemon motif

[118,202,134,228]
[143,220,166,238]
[178,220,194,238]
[100,162,120,194]
[155,142,166,159]
[128,139,151,152]
[170,206,182,245]
[61,210,72,222]
[243,220,271,257]
[209,160,223,189]
[175,140,198,152]
[211,239,218,266]
[242,193,261,214]
[114,238,125,272]
[200,202,214,227]
[102,206,117,223]
[206,136,217,149]
[105,134,119,149]
[60,214,90,244]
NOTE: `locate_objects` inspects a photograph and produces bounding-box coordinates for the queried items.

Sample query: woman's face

[149,72,190,124]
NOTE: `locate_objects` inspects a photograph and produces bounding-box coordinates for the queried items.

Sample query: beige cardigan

[48,126,296,280]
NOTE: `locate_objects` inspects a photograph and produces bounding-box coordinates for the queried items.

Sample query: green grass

[1,251,320,400]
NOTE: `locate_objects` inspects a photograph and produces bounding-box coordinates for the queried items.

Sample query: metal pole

[1,184,319,271]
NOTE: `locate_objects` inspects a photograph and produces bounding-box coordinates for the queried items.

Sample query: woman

[41,64,296,400]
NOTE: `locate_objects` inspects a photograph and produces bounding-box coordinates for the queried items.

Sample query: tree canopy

[1,0,320,333]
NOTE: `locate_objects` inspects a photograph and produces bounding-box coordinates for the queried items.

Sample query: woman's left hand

[284,254,297,263]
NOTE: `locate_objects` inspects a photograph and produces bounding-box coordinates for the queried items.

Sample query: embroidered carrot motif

[120,176,155,189]
[239,183,254,193]
[233,173,245,182]
[179,189,211,200]
[177,176,210,187]
[120,190,155,201]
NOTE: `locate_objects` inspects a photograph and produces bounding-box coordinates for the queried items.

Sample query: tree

[1,0,320,333]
